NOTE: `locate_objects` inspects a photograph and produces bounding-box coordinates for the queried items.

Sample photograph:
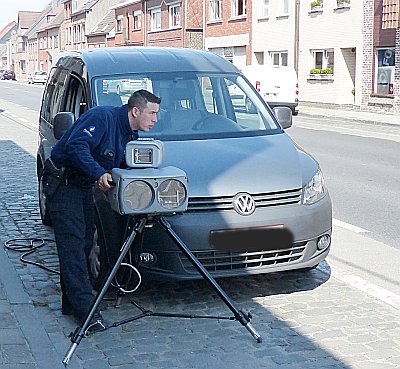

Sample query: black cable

[4,238,60,275]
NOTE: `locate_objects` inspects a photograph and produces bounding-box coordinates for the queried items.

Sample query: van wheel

[89,213,133,291]
[245,98,256,113]
[38,168,52,226]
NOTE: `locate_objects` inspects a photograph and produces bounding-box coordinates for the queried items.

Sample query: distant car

[2,70,16,80]
[240,65,299,115]
[28,71,48,84]
[103,77,148,95]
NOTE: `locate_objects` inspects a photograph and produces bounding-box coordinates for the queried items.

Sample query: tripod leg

[157,216,262,343]
[62,217,147,367]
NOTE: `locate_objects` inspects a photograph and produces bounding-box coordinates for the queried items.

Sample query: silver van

[37,47,331,282]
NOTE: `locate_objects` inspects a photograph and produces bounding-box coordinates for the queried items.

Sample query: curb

[298,110,400,129]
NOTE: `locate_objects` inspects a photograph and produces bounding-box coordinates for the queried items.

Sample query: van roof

[55,47,240,77]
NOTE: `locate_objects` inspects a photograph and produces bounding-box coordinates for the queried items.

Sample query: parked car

[103,77,149,95]
[2,70,16,80]
[28,71,48,84]
[37,47,332,283]
[240,65,299,115]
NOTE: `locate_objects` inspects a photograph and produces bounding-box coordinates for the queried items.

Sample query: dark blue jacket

[51,105,137,182]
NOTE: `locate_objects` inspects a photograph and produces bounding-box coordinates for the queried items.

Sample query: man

[44,89,161,331]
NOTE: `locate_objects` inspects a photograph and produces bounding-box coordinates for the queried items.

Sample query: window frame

[270,51,288,66]
[259,0,269,19]
[169,3,181,28]
[310,49,334,73]
[133,10,141,30]
[374,47,395,95]
[231,0,246,18]
[150,7,162,31]
[209,0,222,21]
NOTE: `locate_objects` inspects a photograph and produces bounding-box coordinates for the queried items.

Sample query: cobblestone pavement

[0,100,400,369]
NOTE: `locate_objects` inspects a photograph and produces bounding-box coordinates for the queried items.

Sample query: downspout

[294,0,300,75]
[144,0,147,46]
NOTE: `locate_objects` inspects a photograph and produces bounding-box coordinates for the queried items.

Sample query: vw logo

[233,193,255,216]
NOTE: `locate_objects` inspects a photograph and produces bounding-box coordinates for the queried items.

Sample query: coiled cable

[4,238,60,275]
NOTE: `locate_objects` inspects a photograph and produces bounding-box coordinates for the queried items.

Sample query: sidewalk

[298,102,400,127]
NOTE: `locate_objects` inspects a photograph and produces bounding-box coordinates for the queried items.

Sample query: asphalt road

[289,114,400,251]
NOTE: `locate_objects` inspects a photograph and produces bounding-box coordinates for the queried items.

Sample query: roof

[0,21,17,42]
[37,5,65,32]
[55,47,239,77]
[18,11,43,30]
[72,0,100,16]
[88,10,115,36]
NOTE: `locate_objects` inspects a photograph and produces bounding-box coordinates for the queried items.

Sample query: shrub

[310,68,321,74]
[321,68,333,74]
[311,0,322,7]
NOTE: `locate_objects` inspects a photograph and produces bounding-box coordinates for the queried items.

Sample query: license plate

[209,225,293,252]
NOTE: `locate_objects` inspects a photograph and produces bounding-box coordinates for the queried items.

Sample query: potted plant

[309,68,321,74]
[321,68,333,74]
[337,0,350,8]
[311,0,323,10]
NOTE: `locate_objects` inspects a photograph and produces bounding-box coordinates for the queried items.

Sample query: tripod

[62,215,262,366]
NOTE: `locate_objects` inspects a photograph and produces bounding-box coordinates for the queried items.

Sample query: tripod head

[107,140,189,216]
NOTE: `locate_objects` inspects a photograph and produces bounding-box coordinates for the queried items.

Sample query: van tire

[38,168,52,226]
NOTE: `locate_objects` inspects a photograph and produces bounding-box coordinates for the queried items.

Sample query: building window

[150,7,161,30]
[382,0,399,29]
[259,0,269,18]
[311,49,334,73]
[270,51,288,66]
[133,10,141,30]
[117,15,123,33]
[169,3,181,28]
[232,0,246,17]
[375,48,395,94]
[279,0,289,15]
[209,0,222,20]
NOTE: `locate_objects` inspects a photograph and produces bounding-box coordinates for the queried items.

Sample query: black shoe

[85,312,108,334]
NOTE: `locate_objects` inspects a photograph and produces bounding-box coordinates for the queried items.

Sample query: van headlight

[302,168,327,205]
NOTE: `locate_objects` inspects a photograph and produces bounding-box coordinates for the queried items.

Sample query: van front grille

[187,189,302,212]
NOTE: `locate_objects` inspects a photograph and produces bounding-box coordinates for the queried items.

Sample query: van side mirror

[273,107,292,129]
[53,112,75,140]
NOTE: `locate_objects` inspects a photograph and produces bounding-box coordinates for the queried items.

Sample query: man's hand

[97,172,114,192]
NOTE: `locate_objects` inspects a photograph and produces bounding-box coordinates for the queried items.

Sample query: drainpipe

[294,0,300,75]
[144,0,147,46]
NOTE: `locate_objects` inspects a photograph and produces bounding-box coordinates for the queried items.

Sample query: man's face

[131,102,159,132]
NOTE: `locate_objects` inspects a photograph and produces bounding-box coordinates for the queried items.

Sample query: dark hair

[128,90,161,111]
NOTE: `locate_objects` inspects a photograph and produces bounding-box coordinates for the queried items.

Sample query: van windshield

[93,72,282,140]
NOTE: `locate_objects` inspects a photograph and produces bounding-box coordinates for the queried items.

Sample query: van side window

[65,75,87,120]
[41,67,68,124]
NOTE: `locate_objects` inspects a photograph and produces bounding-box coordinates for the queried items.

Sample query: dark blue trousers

[47,181,96,319]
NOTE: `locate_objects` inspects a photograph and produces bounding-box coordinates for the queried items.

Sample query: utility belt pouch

[43,158,66,197]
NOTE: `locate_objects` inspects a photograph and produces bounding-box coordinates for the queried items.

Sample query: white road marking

[333,218,369,233]
[19,118,28,123]
[295,124,400,142]
[333,268,400,310]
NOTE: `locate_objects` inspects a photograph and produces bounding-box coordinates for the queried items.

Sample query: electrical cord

[4,237,60,275]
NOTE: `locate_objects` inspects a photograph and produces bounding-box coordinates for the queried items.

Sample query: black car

[2,70,16,80]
